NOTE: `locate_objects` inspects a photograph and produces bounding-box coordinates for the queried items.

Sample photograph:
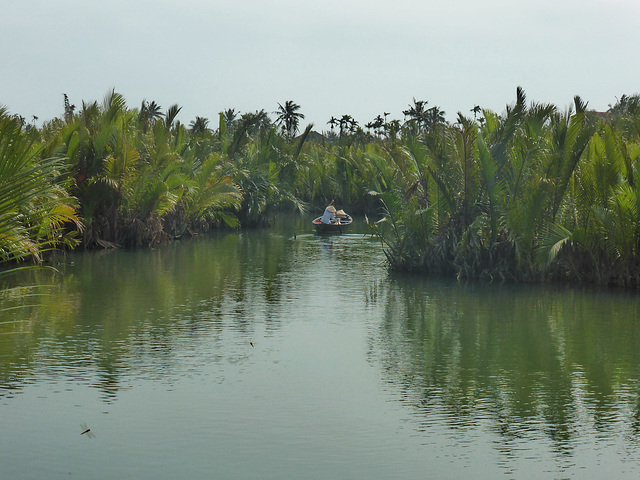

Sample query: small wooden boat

[312,213,353,233]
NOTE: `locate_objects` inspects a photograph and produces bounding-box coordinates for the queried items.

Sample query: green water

[1,215,640,479]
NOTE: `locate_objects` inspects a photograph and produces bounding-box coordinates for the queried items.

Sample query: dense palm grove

[2,88,640,287]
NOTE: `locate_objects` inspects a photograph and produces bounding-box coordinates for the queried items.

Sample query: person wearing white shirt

[321,201,337,224]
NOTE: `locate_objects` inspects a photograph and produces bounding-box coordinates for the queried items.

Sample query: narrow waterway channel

[1,215,640,479]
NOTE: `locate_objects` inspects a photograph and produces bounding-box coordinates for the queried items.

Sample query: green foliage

[372,88,640,287]
[5,87,640,287]
[0,107,80,263]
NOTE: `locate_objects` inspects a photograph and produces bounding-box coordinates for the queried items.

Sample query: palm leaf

[535,223,573,268]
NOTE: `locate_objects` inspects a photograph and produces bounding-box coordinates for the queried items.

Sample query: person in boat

[320,201,337,224]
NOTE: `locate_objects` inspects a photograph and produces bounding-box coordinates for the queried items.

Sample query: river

[1,215,640,479]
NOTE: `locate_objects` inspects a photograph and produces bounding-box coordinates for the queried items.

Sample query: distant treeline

[1,88,640,287]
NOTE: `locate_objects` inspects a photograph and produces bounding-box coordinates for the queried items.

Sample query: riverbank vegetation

[2,88,640,287]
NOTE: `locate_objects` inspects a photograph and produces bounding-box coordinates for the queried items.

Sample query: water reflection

[2,216,640,478]
[0,220,309,401]
[369,273,640,459]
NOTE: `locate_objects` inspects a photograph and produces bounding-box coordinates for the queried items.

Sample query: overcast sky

[2,0,639,130]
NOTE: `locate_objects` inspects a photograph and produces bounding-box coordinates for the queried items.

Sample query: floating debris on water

[80,423,95,438]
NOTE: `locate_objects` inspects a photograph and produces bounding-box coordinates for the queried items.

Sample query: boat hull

[312,215,352,233]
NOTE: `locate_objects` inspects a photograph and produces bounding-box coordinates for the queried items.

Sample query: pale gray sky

[2,0,639,130]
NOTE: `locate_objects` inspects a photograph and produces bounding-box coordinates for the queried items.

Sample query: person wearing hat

[320,200,337,224]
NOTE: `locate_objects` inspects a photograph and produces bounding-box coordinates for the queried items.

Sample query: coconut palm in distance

[189,116,210,135]
[366,115,385,136]
[339,115,356,136]
[275,101,304,138]
[425,106,446,130]
[403,98,429,133]
[139,100,163,133]
[327,116,339,132]
[223,108,238,130]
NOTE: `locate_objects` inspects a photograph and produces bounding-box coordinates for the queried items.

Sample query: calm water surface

[1,216,640,479]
